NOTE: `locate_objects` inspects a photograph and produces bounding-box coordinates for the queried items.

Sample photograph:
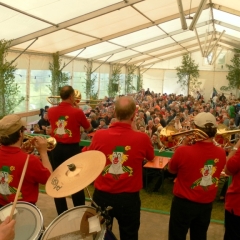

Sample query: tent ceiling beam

[209,1,217,38]
[110,32,213,64]
[58,4,210,55]
[141,49,200,68]
[219,39,240,50]
[214,20,240,33]
[194,28,204,57]
[117,40,211,65]
[9,0,144,47]
[92,20,211,60]
[0,2,58,26]
[213,4,240,17]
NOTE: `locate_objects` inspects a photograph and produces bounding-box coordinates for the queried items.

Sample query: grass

[40,178,225,222]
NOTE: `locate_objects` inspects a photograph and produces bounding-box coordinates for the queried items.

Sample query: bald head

[115,96,136,121]
[60,85,74,100]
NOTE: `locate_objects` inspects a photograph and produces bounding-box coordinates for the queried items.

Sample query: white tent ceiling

[0,0,240,68]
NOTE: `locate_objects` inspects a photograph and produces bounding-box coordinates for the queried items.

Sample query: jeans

[93,189,141,240]
[169,196,212,240]
[51,143,85,215]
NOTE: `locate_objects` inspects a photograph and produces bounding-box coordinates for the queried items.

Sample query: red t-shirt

[87,122,154,193]
[48,102,90,143]
[225,148,240,216]
[169,141,226,203]
[0,146,50,205]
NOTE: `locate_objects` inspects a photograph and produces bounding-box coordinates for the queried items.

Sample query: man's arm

[0,217,15,240]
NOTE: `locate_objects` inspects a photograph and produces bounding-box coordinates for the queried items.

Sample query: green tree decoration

[0,39,24,119]
[176,54,200,94]
[226,49,240,90]
[125,64,136,94]
[84,61,98,100]
[136,69,143,92]
[108,64,121,97]
[48,52,69,104]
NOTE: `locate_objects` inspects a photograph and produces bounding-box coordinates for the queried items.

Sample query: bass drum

[0,201,43,240]
[41,206,116,240]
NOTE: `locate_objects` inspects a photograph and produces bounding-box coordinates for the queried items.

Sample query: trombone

[47,89,81,106]
[22,134,57,154]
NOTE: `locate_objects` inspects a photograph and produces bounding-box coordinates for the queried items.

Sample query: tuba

[47,89,81,106]
[22,134,57,154]
[159,125,209,151]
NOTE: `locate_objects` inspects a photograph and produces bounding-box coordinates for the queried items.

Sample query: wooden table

[143,156,170,192]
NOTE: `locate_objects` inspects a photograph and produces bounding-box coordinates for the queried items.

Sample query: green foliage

[220,86,231,92]
[226,49,240,89]
[136,70,143,92]
[176,54,200,94]
[108,64,121,97]
[125,64,136,94]
[84,61,98,100]
[48,52,69,101]
[0,39,24,119]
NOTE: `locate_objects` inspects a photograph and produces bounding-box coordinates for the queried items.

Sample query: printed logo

[51,177,62,191]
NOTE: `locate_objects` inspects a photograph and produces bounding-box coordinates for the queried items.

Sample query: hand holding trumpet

[33,136,48,154]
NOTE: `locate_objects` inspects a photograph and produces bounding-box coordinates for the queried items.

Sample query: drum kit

[1,151,117,240]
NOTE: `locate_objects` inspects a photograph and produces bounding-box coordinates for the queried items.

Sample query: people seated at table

[97,119,108,130]
[151,133,161,149]
[37,112,50,134]
[146,120,157,138]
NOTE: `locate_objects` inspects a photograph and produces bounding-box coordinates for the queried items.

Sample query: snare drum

[0,201,43,240]
[41,206,106,240]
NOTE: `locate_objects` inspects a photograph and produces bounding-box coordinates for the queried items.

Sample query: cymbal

[45,151,106,198]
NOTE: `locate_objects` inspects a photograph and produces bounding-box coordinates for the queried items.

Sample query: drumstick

[9,155,29,220]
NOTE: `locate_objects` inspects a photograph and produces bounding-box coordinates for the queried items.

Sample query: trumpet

[47,89,81,106]
[22,134,57,154]
[159,125,209,151]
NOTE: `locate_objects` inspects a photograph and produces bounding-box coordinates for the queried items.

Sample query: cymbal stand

[85,187,113,230]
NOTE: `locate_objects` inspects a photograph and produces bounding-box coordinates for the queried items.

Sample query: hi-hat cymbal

[46,151,106,198]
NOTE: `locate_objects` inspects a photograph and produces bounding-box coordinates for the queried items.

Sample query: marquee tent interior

[0,0,240,121]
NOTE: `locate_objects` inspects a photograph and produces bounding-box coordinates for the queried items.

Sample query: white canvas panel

[0,6,50,39]
[13,30,94,53]
[143,69,164,94]
[73,59,86,72]
[7,52,29,69]
[151,45,186,57]
[215,25,240,39]
[132,37,175,52]
[67,42,120,59]
[197,71,214,100]
[163,70,187,95]
[69,7,148,38]
[213,9,240,27]
[29,54,51,70]
[128,55,154,63]
[110,26,162,46]
[0,0,121,24]
[172,31,195,42]
[135,0,204,21]
[213,71,229,94]
[159,19,181,33]
[99,50,136,62]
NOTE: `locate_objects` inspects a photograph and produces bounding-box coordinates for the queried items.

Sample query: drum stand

[86,187,117,240]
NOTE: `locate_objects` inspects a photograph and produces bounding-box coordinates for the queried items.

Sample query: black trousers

[51,143,85,215]
[93,189,141,240]
[169,196,213,240]
[224,209,240,240]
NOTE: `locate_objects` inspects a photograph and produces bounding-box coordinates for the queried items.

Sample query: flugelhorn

[159,125,209,151]
[22,134,57,154]
[47,89,81,106]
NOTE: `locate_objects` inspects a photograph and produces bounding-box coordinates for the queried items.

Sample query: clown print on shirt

[54,115,72,138]
[191,158,219,190]
[102,146,133,180]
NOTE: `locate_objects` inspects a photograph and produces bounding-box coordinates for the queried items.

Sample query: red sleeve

[27,155,51,185]
[77,109,90,130]
[168,147,181,174]
[226,149,240,175]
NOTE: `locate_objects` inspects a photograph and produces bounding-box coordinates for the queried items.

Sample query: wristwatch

[232,147,238,151]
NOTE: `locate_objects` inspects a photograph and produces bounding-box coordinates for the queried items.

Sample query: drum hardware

[21,134,57,154]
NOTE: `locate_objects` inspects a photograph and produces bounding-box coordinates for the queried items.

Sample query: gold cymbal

[46,151,106,198]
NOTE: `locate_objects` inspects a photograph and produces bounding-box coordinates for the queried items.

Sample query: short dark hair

[0,126,25,146]
[60,85,74,100]
[195,123,217,138]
